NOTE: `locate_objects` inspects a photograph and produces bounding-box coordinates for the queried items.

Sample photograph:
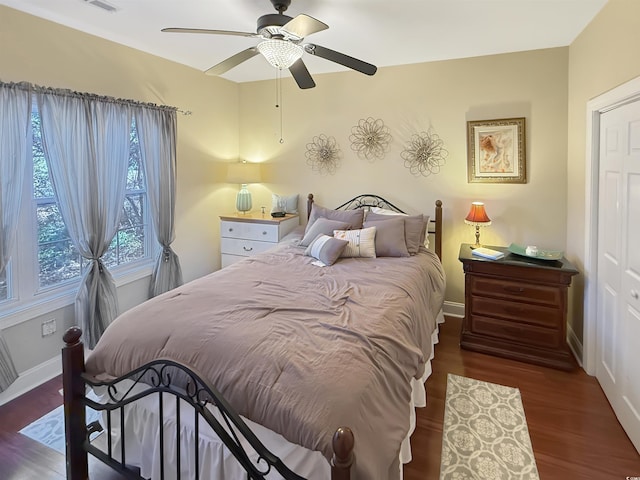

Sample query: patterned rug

[19,404,102,454]
[440,374,540,480]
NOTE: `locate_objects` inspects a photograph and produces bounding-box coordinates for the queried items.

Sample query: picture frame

[467,117,526,183]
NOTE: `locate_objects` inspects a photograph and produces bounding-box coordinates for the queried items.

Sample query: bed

[62,194,445,480]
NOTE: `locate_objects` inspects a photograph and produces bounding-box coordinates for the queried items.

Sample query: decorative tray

[507,243,563,261]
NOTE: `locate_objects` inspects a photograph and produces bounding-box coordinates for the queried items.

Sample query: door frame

[583,75,640,375]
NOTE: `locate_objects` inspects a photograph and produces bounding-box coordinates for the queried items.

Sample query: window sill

[0,262,154,330]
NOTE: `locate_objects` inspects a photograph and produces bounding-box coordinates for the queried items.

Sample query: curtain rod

[0,80,191,115]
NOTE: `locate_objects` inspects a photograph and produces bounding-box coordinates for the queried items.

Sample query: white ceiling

[2,0,608,84]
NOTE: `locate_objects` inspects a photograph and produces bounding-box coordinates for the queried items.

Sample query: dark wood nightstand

[458,243,579,371]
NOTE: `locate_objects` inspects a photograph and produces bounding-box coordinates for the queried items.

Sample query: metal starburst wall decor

[349,117,392,161]
[401,130,448,177]
[305,134,341,175]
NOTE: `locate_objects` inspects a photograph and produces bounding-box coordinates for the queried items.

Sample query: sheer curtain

[37,91,132,348]
[134,106,182,297]
[0,82,31,391]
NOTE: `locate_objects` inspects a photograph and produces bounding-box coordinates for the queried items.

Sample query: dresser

[219,213,299,268]
[458,243,579,370]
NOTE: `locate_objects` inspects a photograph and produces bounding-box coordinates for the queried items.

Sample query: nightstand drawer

[470,276,561,307]
[221,220,279,242]
[220,237,275,257]
[471,296,561,329]
[470,315,561,348]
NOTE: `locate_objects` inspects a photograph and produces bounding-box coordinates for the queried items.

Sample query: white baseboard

[0,356,61,406]
[443,300,465,318]
[567,322,584,368]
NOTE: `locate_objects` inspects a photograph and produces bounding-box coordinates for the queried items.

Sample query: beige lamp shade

[226,162,262,184]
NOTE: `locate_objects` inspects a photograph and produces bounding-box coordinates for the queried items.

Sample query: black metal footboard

[62,327,354,480]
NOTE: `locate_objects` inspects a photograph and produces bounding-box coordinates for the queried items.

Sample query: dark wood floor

[1,316,638,479]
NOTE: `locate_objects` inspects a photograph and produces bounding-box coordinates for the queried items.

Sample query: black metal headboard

[306,193,443,261]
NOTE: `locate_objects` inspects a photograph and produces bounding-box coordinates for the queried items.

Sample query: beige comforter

[86,239,445,480]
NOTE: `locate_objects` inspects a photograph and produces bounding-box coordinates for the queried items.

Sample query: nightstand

[458,243,579,370]
[219,213,299,268]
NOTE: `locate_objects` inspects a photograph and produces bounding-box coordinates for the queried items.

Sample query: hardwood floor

[0,316,638,479]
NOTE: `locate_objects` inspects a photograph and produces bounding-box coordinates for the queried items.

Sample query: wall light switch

[41,318,56,337]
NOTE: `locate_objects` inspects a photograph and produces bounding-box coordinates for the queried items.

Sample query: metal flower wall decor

[401,130,448,177]
[349,117,392,161]
[305,134,341,175]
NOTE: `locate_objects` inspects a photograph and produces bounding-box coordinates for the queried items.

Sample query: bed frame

[62,194,443,480]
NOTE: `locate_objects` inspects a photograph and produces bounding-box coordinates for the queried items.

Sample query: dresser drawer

[220,237,275,257]
[470,315,562,348]
[470,276,561,307]
[220,220,279,242]
[471,296,561,328]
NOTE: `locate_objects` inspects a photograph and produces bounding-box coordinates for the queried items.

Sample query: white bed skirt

[91,310,445,479]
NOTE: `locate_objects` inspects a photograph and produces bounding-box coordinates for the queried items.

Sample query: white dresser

[219,213,299,268]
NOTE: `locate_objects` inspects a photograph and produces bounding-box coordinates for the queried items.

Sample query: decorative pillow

[333,227,377,258]
[272,193,299,214]
[363,217,409,257]
[365,212,428,255]
[305,204,365,234]
[299,218,350,247]
[304,234,348,266]
[369,206,407,216]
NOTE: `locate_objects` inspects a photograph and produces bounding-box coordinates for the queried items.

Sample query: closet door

[597,99,640,452]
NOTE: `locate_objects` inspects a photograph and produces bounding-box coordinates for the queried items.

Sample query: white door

[597,99,640,452]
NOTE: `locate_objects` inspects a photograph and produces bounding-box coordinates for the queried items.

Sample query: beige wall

[0,6,239,375]
[239,48,570,305]
[566,0,640,341]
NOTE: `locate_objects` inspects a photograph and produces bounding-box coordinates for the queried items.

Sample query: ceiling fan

[161,0,377,89]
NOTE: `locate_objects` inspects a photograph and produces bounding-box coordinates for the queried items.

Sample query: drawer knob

[262,231,267,235]
[503,286,525,294]
[228,228,233,232]
[243,246,253,252]
[632,290,639,300]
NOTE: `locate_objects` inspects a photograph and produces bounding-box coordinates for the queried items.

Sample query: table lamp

[226,161,262,214]
[464,201,491,247]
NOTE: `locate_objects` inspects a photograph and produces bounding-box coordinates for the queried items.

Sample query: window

[0,107,154,312]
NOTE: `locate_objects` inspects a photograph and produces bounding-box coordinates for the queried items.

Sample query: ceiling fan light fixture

[257,40,303,69]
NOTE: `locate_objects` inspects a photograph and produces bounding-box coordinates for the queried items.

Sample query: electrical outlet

[41,318,56,337]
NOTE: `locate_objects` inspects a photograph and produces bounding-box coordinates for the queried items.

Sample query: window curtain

[36,91,132,349]
[0,82,31,391]
[134,106,183,297]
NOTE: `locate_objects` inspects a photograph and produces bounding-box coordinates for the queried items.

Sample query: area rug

[19,404,102,454]
[439,374,540,480]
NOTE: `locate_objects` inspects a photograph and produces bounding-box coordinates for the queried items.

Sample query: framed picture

[467,117,526,183]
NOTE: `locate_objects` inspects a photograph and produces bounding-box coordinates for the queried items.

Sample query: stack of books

[471,247,505,260]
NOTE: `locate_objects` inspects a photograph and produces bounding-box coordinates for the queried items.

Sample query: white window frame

[0,104,157,329]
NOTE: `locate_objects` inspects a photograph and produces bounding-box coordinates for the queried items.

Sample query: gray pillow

[299,218,350,247]
[305,204,364,234]
[365,212,428,255]
[304,234,349,266]
[363,217,409,257]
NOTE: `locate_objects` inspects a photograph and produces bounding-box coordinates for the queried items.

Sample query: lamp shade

[464,202,491,226]
[257,40,304,69]
[226,162,262,185]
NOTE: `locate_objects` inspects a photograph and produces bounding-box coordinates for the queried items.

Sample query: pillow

[299,218,350,247]
[304,234,348,266]
[366,212,428,255]
[305,204,365,234]
[363,217,409,257]
[369,206,407,216]
[272,193,299,214]
[333,227,376,258]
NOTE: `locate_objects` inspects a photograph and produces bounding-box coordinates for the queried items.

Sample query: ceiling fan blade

[205,48,259,76]
[281,14,328,39]
[162,27,257,38]
[289,59,316,89]
[304,44,377,76]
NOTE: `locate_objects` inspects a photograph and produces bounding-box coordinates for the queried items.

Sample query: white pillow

[369,206,408,216]
[272,193,299,214]
[334,227,377,258]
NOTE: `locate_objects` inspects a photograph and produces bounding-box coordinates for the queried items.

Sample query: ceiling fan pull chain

[277,69,284,143]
